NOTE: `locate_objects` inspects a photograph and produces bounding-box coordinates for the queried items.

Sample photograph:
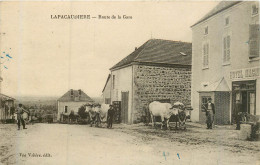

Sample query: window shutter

[203,44,206,66]
[223,37,227,62]
[249,24,259,58]
[206,44,209,66]
[227,36,231,61]
[203,43,209,67]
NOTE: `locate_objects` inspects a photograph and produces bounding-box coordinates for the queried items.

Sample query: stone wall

[132,65,191,122]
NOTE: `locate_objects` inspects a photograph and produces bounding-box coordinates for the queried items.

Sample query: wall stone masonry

[133,65,191,122]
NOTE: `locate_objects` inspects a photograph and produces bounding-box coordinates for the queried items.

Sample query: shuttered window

[249,24,259,59]
[252,4,259,16]
[223,35,231,63]
[203,43,209,68]
[105,98,111,104]
[112,75,115,89]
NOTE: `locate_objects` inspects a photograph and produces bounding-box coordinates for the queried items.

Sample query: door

[241,91,247,113]
[199,95,212,123]
[121,92,129,124]
[112,101,121,123]
[248,92,256,115]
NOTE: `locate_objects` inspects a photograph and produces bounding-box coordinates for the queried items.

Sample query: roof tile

[110,39,192,70]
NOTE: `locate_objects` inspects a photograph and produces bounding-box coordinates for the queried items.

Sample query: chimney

[70,89,74,97]
[78,89,81,101]
[135,47,138,50]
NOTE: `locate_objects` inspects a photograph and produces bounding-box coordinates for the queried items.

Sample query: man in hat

[107,104,114,128]
[205,98,215,129]
[16,104,27,130]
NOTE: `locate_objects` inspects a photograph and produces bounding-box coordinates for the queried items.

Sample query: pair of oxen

[84,103,110,127]
[149,101,193,130]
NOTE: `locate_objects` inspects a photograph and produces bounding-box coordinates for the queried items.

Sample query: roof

[58,89,94,102]
[191,1,242,27]
[198,77,231,92]
[0,93,15,101]
[102,74,111,93]
[110,39,192,70]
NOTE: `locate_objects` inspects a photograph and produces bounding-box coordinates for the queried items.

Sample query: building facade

[57,89,94,121]
[109,39,192,124]
[0,94,15,121]
[191,1,259,124]
[101,74,111,104]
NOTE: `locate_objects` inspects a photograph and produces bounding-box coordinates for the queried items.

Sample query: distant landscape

[14,96,102,108]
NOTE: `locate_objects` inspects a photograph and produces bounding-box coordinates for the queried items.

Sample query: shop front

[232,80,256,118]
[230,67,259,123]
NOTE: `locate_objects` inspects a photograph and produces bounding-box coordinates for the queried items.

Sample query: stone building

[109,39,192,124]
[0,94,15,121]
[191,1,259,124]
[57,89,94,121]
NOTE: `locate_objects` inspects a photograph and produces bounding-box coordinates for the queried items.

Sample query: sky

[0,1,219,98]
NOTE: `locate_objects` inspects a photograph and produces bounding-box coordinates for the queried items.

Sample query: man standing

[205,98,215,129]
[235,100,242,130]
[16,104,27,130]
[107,104,114,128]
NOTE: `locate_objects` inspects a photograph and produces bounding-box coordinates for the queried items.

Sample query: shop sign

[230,67,260,80]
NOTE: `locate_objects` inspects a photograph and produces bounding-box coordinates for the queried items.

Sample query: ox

[170,102,193,130]
[92,104,110,127]
[85,104,99,127]
[86,103,110,127]
[149,101,178,130]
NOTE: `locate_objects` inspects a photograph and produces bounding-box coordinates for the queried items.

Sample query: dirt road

[0,123,259,165]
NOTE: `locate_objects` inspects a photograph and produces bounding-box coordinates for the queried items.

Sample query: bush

[78,106,89,119]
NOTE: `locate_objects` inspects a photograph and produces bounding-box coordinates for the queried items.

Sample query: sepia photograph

[0,1,259,165]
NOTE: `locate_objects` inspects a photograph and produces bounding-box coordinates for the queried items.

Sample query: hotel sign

[230,67,260,80]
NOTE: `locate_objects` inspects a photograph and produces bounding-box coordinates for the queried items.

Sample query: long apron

[206,110,214,125]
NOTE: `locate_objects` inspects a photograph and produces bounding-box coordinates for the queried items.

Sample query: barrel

[239,124,252,140]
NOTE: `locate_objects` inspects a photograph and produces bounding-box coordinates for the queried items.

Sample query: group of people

[15,103,116,130]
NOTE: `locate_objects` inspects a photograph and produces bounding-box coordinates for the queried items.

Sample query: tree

[78,105,88,119]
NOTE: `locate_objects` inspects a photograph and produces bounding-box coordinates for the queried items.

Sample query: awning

[198,77,231,92]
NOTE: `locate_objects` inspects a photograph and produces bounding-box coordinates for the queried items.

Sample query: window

[201,96,211,111]
[112,75,115,89]
[252,3,259,16]
[249,92,255,115]
[204,26,208,35]
[105,98,111,104]
[64,106,68,113]
[223,35,231,64]
[225,17,230,26]
[202,43,209,68]
[249,24,259,59]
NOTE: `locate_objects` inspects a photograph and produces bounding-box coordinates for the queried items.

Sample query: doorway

[232,80,256,119]
[241,91,247,113]
[121,92,129,124]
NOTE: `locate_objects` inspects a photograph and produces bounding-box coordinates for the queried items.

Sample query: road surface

[0,123,259,165]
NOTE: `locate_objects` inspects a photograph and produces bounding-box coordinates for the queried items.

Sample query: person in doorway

[107,104,114,128]
[15,104,27,130]
[235,100,242,130]
[205,98,215,129]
